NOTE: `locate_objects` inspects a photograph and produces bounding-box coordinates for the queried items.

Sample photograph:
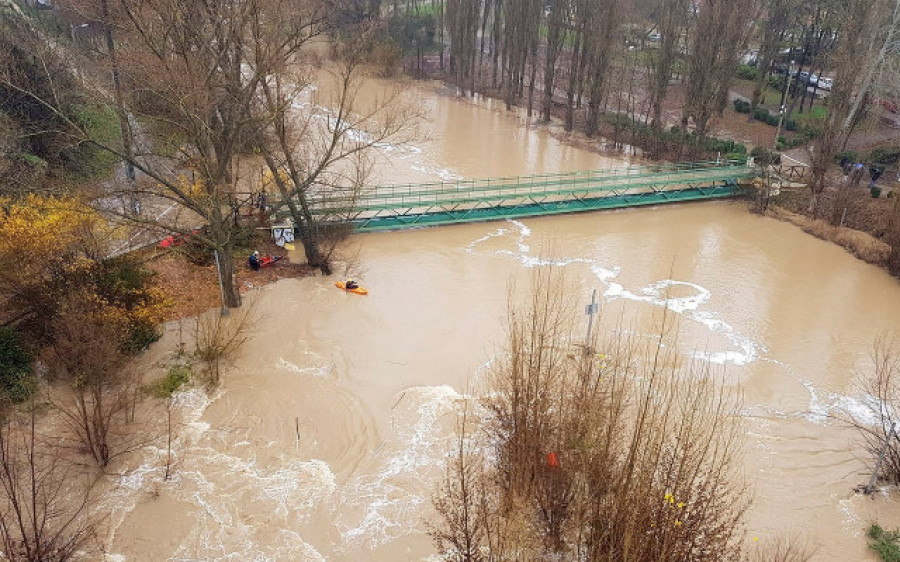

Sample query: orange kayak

[335,281,368,295]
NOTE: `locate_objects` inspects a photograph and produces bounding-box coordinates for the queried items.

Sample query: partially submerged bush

[868,523,900,562]
[848,336,900,487]
[431,267,750,560]
[145,365,192,399]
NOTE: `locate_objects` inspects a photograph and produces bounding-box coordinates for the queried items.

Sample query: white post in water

[865,422,899,494]
[213,250,229,317]
[584,289,599,355]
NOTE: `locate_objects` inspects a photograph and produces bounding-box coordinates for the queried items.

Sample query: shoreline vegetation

[766,204,893,267]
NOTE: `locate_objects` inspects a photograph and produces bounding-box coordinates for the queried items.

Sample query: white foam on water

[466,220,764,366]
[409,164,463,181]
[839,498,863,535]
[801,379,886,426]
[168,447,337,559]
[590,264,621,283]
[339,385,464,550]
[99,382,335,560]
[276,356,334,378]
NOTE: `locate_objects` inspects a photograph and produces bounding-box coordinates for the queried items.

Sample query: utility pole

[584,289,599,355]
[773,60,795,151]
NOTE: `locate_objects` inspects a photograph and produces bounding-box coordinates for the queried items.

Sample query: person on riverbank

[345,279,359,290]
[249,250,261,271]
[869,165,884,189]
[851,163,866,188]
[840,155,851,177]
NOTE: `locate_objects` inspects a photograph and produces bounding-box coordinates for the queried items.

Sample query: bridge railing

[307,160,753,213]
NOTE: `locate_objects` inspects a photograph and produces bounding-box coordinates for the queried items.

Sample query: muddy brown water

[105,82,900,561]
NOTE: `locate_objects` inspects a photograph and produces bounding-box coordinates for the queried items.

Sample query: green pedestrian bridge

[310,160,757,232]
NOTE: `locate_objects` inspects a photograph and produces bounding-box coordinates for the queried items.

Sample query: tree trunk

[297,225,332,275]
[216,248,242,308]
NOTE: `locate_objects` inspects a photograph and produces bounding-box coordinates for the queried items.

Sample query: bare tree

[433,267,751,560]
[808,0,881,215]
[258,45,416,275]
[1,0,337,304]
[750,0,799,117]
[429,403,488,562]
[446,0,482,96]
[44,291,140,467]
[0,404,101,561]
[540,0,568,122]
[583,0,621,138]
[850,335,900,487]
[647,0,687,142]
[192,303,256,387]
[683,0,760,150]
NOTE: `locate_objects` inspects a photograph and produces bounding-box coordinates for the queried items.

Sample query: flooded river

[107,81,900,561]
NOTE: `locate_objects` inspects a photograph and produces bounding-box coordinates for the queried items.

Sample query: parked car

[817,77,833,90]
[647,32,662,42]
[882,99,899,114]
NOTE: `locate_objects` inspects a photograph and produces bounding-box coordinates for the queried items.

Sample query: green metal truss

[306,160,756,232]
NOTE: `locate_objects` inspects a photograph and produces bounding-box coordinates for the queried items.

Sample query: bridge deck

[306,160,755,231]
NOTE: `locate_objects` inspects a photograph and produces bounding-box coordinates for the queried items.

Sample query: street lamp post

[773,60,795,151]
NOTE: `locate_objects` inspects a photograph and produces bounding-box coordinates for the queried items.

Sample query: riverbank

[146,241,313,320]
[766,204,892,265]
[765,179,899,277]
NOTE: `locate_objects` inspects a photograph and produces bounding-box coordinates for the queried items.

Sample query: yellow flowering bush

[0,195,170,351]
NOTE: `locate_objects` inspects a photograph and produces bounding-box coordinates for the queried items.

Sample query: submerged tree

[0,403,101,561]
[44,290,142,467]
[258,40,416,274]
[431,267,750,560]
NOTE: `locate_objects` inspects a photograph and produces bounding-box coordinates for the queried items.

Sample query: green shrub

[732,99,751,113]
[784,118,798,131]
[736,64,758,80]
[872,186,883,198]
[21,153,46,167]
[64,103,121,179]
[0,326,34,403]
[753,107,770,122]
[868,523,900,562]
[146,365,192,399]
[869,146,900,166]
[95,256,164,353]
[834,150,859,164]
